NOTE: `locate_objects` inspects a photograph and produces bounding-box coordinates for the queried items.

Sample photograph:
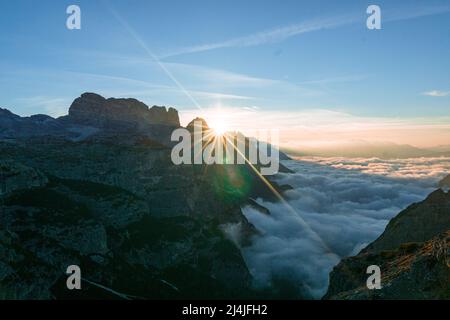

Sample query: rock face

[0,93,180,146]
[324,188,450,300]
[0,152,256,299]
[68,93,180,128]
[186,117,210,131]
[0,93,296,299]
[0,94,263,299]
[0,108,63,138]
[0,160,48,196]
[439,174,450,191]
[325,232,449,299]
[364,189,450,253]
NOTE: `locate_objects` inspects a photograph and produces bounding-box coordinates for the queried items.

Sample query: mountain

[324,182,450,300]
[0,93,180,146]
[0,159,257,299]
[284,140,450,159]
[0,93,294,299]
[426,145,450,154]
[65,92,179,128]
[0,107,64,138]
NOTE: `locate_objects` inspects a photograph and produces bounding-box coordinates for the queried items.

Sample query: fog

[239,157,450,298]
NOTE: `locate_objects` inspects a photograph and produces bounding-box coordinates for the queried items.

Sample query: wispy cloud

[161,15,356,58]
[65,70,256,101]
[161,5,450,58]
[163,62,278,87]
[297,74,369,86]
[423,90,449,97]
[385,4,450,22]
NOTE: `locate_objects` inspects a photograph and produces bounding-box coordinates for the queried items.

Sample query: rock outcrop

[0,93,295,299]
[324,187,450,300]
[0,108,63,138]
[363,189,450,253]
[67,93,180,128]
[0,156,255,299]
[0,93,180,146]
[325,231,449,299]
[186,117,210,131]
[0,160,48,196]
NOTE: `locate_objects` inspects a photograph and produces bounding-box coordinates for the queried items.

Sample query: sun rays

[107,4,340,260]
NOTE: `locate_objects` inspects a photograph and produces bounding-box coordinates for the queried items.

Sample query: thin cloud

[161,62,323,98]
[163,62,278,87]
[385,4,450,22]
[161,5,450,58]
[161,15,356,58]
[66,70,256,101]
[423,90,449,97]
[297,74,369,85]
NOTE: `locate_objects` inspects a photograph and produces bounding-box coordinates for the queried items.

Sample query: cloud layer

[423,90,449,97]
[239,157,450,298]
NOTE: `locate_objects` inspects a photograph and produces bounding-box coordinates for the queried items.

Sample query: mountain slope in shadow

[324,180,450,300]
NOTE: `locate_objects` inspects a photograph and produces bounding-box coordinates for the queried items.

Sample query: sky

[0,0,449,148]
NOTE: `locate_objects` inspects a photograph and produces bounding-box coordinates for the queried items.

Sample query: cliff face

[324,187,450,300]
[363,189,450,254]
[68,93,180,128]
[0,143,257,299]
[0,93,293,299]
[325,231,449,299]
[0,93,180,146]
[0,108,63,138]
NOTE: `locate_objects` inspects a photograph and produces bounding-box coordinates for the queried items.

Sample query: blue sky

[1,0,449,147]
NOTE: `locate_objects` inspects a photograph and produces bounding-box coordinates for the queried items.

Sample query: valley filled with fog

[240,157,450,298]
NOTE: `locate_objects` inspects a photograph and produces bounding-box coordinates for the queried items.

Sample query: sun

[210,118,229,136]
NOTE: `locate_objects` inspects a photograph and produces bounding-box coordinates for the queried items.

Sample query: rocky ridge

[0,93,180,146]
[324,179,450,300]
[0,93,291,299]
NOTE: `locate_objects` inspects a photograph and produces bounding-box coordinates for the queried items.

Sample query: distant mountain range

[283,141,450,159]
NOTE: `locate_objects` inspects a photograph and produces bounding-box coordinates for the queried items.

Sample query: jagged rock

[0,160,48,196]
[324,189,450,300]
[246,198,271,215]
[186,117,210,131]
[0,93,180,145]
[68,93,180,128]
[0,93,296,299]
[363,189,450,253]
[0,108,63,138]
[324,231,449,300]
[0,143,257,299]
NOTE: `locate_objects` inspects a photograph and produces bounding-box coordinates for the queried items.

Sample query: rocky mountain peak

[68,92,180,128]
[324,187,450,300]
[186,117,210,131]
[362,188,450,254]
[0,107,20,119]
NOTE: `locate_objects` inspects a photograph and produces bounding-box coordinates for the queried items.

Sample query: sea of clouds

[240,157,450,299]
